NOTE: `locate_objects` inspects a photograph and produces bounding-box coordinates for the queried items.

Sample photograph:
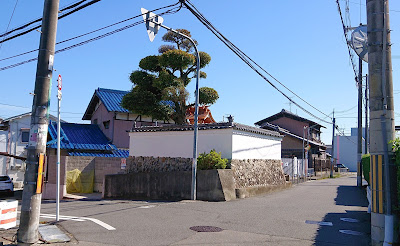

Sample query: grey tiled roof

[130,122,283,138]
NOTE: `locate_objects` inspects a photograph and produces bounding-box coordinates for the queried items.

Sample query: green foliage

[197,149,228,170]
[361,154,370,186]
[159,49,195,72]
[390,138,400,208]
[122,29,217,124]
[199,87,219,105]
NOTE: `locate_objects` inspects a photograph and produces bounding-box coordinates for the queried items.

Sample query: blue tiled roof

[68,149,129,158]
[96,88,129,113]
[47,121,116,151]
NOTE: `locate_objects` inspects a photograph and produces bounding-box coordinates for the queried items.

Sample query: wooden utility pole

[17,0,60,244]
[367,0,396,244]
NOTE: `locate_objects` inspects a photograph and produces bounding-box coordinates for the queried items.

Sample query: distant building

[333,127,365,172]
[255,109,328,168]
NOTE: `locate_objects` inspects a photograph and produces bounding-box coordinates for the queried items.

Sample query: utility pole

[357,56,363,187]
[330,111,335,178]
[367,0,396,245]
[17,0,60,244]
[365,75,369,154]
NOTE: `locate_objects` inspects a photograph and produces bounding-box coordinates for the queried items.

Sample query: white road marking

[18,212,115,230]
[340,217,359,223]
[138,205,156,209]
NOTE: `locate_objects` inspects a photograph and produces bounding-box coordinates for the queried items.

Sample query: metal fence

[282,157,332,183]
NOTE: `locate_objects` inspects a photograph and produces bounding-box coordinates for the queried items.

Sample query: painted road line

[305,220,333,226]
[138,205,156,209]
[339,230,365,236]
[340,218,359,223]
[18,212,116,230]
[83,217,116,231]
[39,215,85,222]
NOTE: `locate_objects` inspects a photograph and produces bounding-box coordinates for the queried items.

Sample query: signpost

[56,74,62,221]
[141,8,201,200]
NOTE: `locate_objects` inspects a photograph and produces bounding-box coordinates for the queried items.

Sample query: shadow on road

[335,186,368,207]
[314,186,371,246]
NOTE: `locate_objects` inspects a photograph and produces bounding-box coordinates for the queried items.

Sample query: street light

[141,8,200,200]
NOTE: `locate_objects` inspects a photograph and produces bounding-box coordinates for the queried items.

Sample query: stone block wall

[127,156,286,189]
[127,156,192,173]
[231,159,286,188]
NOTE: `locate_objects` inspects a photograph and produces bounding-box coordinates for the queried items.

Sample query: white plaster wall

[129,128,233,159]
[232,130,282,160]
[335,135,360,172]
[0,131,7,175]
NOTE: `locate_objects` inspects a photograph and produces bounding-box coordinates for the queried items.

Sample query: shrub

[197,149,228,170]
[362,154,370,186]
[390,138,400,208]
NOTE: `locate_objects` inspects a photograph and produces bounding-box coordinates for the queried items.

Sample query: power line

[0,0,102,44]
[0,3,182,71]
[182,0,333,125]
[336,0,359,82]
[0,2,181,62]
[0,0,19,52]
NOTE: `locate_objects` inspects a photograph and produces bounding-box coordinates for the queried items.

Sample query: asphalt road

[38,173,370,246]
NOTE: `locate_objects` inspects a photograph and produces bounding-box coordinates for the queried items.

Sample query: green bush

[390,138,400,208]
[197,149,228,170]
[362,154,371,186]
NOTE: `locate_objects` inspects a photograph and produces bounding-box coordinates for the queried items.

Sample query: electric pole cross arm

[141,8,201,200]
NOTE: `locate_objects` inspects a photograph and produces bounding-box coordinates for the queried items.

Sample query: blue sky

[0,0,399,145]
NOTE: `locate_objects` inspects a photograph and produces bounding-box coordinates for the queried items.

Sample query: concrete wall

[231,159,285,188]
[43,154,67,200]
[232,130,281,160]
[103,169,236,201]
[129,128,233,159]
[43,155,126,198]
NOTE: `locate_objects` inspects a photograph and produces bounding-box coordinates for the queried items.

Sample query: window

[21,131,29,143]
[93,119,98,125]
[103,120,110,129]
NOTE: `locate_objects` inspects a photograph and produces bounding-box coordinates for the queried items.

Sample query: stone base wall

[231,159,285,188]
[127,156,192,173]
[127,156,286,189]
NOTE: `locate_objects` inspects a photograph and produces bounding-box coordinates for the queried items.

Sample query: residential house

[0,112,58,187]
[82,88,171,149]
[44,121,129,199]
[255,109,328,169]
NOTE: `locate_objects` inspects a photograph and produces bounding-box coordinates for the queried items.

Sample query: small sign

[121,158,126,170]
[48,55,54,71]
[57,74,62,90]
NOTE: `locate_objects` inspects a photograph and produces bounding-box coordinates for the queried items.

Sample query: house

[0,112,59,187]
[43,121,129,199]
[255,109,328,169]
[82,88,169,149]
